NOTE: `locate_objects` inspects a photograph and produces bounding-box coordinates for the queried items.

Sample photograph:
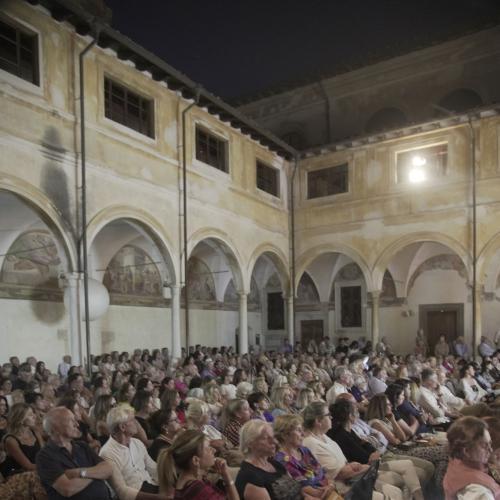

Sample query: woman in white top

[459,363,487,405]
[302,401,406,499]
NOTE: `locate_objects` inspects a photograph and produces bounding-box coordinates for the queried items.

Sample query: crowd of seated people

[2,336,500,499]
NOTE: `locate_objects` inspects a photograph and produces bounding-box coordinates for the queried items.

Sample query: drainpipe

[79,27,100,377]
[289,153,299,346]
[181,88,201,352]
[468,117,477,356]
[318,80,332,144]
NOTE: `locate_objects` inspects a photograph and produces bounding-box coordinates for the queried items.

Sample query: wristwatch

[79,469,87,478]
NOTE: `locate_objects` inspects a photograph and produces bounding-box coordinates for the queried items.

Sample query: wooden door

[301,320,324,349]
[427,310,457,355]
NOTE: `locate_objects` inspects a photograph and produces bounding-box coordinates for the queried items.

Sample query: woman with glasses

[273,414,337,499]
[148,408,183,461]
[301,401,370,494]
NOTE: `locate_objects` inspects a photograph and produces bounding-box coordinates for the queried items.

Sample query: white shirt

[303,433,347,481]
[418,386,448,422]
[456,484,495,500]
[439,384,465,411]
[100,436,157,500]
[325,381,348,406]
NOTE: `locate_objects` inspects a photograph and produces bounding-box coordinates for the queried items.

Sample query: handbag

[343,460,379,500]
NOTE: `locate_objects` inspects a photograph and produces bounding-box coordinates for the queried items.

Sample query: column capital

[237,291,248,300]
[59,272,83,289]
[169,284,181,291]
[369,290,382,300]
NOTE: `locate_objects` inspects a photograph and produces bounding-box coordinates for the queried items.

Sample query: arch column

[238,292,248,355]
[170,285,181,360]
[285,294,294,346]
[61,272,83,366]
[370,290,381,348]
[473,286,483,357]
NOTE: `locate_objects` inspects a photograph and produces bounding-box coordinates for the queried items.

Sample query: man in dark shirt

[36,407,113,500]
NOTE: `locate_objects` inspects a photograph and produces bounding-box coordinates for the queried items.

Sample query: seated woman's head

[448,417,492,468]
[247,392,270,413]
[365,393,391,421]
[385,384,405,410]
[185,399,210,427]
[157,430,214,493]
[240,419,276,458]
[329,399,356,429]
[302,401,331,434]
[273,414,304,448]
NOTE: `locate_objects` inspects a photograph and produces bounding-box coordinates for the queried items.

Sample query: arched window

[436,88,483,115]
[365,107,408,134]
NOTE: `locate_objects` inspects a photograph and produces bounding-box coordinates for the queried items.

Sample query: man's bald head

[336,392,356,404]
[43,406,73,436]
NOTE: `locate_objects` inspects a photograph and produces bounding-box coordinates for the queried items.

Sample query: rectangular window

[196,126,228,172]
[267,292,284,330]
[0,19,39,85]
[340,286,362,328]
[396,143,447,183]
[307,163,348,199]
[104,77,154,138]
[256,161,279,197]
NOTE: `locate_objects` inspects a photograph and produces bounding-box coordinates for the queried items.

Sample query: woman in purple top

[273,414,336,497]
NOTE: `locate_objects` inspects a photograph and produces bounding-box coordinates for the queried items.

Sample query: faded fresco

[297,272,320,303]
[103,245,163,306]
[0,230,61,298]
[224,277,260,311]
[185,257,216,302]
[407,254,467,295]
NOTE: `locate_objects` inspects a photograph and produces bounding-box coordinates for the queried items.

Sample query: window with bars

[195,126,228,172]
[104,77,154,138]
[0,19,39,85]
[256,161,279,197]
[307,163,348,199]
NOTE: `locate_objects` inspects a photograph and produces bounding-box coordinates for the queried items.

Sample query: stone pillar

[238,293,248,355]
[170,285,182,360]
[286,295,294,346]
[473,286,482,358]
[370,290,381,348]
[62,272,83,366]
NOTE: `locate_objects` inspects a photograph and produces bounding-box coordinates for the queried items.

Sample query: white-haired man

[36,406,113,499]
[99,406,166,500]
[325,366,353,406]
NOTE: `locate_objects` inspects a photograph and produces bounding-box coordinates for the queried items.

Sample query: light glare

[408,167,426,183]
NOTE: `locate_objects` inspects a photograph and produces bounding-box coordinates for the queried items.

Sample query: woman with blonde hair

[2,403,43,477]
[274,414,337,498]
[271,386,296,418]
[295,388,316,412]
[157,429,238,499]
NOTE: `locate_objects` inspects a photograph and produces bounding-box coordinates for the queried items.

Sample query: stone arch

[247,243,290,295]
[373,232,471,292]
[478,232,500,293]
[436,88,483,115]
[86,205,177,285]
[188,227,245,293]
[0,180,76,273]
[295,244,373,294]
[365,107,408,134]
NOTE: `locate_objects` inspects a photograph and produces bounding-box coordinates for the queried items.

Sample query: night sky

[104,0,500,102]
